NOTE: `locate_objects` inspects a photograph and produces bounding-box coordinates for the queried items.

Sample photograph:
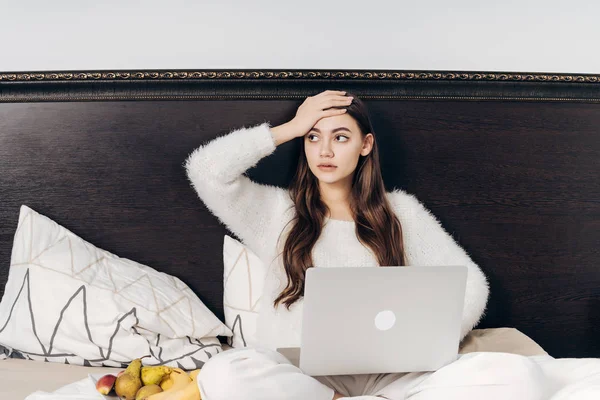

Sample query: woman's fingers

[323,90,346,94]
[323,108,347,116]
[319,96,353,110]
[317,90,347,98]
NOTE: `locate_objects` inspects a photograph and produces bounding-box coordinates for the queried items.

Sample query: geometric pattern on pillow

[0,205,232,368]
[222,235,267,348]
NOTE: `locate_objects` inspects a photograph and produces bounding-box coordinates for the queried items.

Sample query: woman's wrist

[270,121,301,147]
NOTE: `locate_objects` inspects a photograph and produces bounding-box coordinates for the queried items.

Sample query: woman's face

[304,114,373,185]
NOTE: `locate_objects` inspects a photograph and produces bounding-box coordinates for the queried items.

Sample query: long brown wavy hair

[273,92,407,310]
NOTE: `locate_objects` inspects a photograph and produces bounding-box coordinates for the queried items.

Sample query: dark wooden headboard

[1,69,599,358]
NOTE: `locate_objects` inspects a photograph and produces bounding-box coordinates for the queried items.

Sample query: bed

[0,69,599,398]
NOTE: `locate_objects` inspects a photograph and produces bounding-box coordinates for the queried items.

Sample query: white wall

[1,0,598,74]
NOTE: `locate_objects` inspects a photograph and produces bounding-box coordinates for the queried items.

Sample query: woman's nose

[320,144,333,156]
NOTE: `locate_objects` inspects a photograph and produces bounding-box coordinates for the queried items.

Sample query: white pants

[196,347,548,400]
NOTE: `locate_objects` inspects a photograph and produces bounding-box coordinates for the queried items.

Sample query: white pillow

[0,205,232,369]
[222,235,267,348]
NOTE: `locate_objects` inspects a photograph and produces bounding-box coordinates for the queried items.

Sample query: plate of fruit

[91,357,201,400]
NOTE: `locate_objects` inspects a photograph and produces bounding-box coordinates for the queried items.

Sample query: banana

[147,375,200,400]
[188,369,201,381]
[157,368,191,391]
[159,376,174,391]
[158,368,187,390]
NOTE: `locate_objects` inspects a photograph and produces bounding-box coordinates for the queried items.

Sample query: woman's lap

[315,371,415,397]
[196,347,334,400]
[197,348,549,400]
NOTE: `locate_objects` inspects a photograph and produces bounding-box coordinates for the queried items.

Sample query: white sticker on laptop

[375,310,396,331]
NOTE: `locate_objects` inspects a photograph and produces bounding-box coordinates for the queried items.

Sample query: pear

[135,384,162,400]
[115,358,143,400]
[141,365,173,386]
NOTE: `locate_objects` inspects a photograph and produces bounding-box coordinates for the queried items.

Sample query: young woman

[182,90,546,400]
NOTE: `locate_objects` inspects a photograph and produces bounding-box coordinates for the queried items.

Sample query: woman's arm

[185,91,350,256]
[389,189,490,340]
[184,122,295,257]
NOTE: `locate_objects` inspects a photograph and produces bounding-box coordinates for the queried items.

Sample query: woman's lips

[318,165,337,171]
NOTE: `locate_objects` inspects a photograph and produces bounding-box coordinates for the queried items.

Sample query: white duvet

[25,377,100,400]
[23,354,600,400]
[533,355,600,399]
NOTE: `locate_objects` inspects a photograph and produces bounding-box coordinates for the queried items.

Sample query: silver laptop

[277,265,467,376]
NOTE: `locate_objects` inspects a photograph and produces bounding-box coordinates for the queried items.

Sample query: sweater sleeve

[389,189,490,341]
[184,122,289,257]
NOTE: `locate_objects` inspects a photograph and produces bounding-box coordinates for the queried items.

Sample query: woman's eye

[306,135,348,142]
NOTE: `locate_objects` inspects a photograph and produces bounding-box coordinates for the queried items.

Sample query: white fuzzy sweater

[184,122,489,351]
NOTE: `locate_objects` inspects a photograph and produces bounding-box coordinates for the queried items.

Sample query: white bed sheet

[7,332,600,400]
[1,358,119,400]
[14,355,600,400]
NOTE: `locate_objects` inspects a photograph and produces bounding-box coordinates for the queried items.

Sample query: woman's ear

[360,133,374,156]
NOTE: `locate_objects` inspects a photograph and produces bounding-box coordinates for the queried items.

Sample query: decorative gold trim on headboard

[2,69,599,103]
[1,70,600,83]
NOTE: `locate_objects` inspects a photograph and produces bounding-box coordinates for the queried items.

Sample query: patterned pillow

[0,205,232,369]
[222,235,267,348]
